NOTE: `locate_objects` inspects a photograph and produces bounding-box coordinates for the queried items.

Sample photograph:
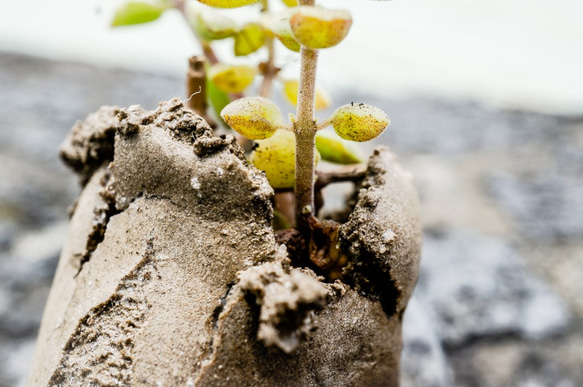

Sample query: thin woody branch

[276,163,367,194]
[186,56,217,127]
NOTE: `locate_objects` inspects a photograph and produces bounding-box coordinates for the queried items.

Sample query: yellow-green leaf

[250,130,320,189]
[275,32,301,52]
[208,64,256,93]
[206,77,230,126]
[316,130,363,164]
[281,0,298,6]
[290,6,352,49]
[111,2,167,27]
[196,0,259,8]
[283,79,331,110]
[328,103,390,142]
[250,130,296,189]
[234,23,265,56]
[262,10,301,52]
[189,7,237,41]
[220,97,287,140]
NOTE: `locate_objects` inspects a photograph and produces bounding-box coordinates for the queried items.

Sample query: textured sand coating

[29,99,421,386]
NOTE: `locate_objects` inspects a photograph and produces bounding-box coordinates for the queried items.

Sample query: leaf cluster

[111,0,390,194]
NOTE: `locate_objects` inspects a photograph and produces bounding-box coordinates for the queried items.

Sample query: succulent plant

[111,0,390,235]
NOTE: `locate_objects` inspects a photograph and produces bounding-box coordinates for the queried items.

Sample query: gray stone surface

[488,169,583,239]
[401,296,452,387]
[0,52,184,387]
[1,51,582,386]
[418,229,569,346]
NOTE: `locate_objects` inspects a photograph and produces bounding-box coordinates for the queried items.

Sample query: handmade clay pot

[28,99,421,387]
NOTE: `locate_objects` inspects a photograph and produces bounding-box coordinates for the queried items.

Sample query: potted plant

[29,0,421,385]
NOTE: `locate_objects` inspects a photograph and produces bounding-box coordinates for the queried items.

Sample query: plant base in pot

[28,99,421,386]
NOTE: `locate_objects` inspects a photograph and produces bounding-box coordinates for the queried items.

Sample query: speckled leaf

[329,103,390,142]
[316,130,363,164]
[290,6,352,49]
[250,130,296,189]
[208,64,256,93]
[283,79,331,110]
[250,130,320,189]
[220,97,287,140]
[111,2,167,27]
[234,23,266,56]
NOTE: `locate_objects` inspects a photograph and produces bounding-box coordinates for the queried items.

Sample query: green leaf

[316,130,363,164]
[290,6,352,49]
[275,32,301,53]
[328,102,390,142]
[197,0,260,8]
[206,77,230,127]
[220,97,287,140]
[234,23,265,56]
[189,7,237,41]
[283,79,331,110]
[111,2,167,27]
[250,130,320,189]
[208,63,256,93]
[261,10,301,52]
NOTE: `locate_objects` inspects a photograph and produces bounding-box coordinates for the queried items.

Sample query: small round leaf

[262,10,301,52]
[290,6,352,49]
[283,79,331,110]
[189,7,237,41]
[329,103,390,142]
[196,0,259,8]
[281,0,298,6]
[206,76,230,126]
[234,23,266,56]
[249,130,296,189]
[112,2,167,27]
[208,64,256,93]
[221,97,287,140]
[316,130,363,164]
[250,130,320,189]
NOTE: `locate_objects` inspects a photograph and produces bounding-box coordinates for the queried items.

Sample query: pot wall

[28,99,421,386]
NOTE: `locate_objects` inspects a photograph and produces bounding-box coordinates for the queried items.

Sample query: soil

[27,98,421,386]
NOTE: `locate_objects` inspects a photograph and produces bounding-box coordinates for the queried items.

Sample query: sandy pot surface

[28,99,421,386]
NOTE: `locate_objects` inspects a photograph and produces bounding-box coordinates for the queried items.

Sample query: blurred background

[1,0,582,386]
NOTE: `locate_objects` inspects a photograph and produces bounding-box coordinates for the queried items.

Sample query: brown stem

[294,0,318,234]
[294,46,318,233]
[173,0,219,65]
[258,38,277,98]
[198,39,219,65]
[258,0,278,98]
[186,56,217,127]
[315,163,367,189]
[275,163,367,194]
[172,0,185,13]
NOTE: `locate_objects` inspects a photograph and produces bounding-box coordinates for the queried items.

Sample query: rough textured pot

[28,99,421,386]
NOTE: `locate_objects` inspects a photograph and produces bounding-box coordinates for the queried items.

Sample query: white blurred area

[1,0,582,115]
